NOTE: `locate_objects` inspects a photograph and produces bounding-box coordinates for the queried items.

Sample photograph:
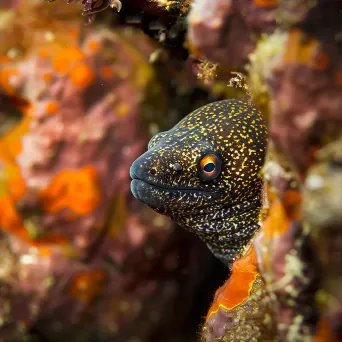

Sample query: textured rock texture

[2,0,342,341]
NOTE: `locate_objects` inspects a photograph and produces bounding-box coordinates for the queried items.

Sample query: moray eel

[130,99,267,267]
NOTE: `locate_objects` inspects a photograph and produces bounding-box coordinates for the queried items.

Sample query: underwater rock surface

[1,0,342,341]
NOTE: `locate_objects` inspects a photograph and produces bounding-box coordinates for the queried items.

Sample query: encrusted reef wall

[187,0,342,341]
[1,0,342,341]
[0,1,229,341]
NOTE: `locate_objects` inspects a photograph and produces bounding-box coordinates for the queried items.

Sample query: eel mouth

[130,179,166,209]
[130,175,224,211]
[130,177,218,193]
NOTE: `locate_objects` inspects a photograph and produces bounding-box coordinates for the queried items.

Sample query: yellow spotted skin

[130,99,267,266]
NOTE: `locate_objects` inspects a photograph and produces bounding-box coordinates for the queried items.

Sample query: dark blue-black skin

[130,99,267,267]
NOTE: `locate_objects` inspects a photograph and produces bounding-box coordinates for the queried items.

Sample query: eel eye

[198,153,222,182]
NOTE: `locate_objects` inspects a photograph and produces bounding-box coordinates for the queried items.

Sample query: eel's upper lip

[130,175,225,194]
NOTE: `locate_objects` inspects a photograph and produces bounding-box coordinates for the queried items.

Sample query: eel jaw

[130,178,169,211]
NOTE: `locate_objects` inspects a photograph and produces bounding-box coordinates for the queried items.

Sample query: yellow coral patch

[206,246,259,320]
[43,72,53,83]
[0,196,22,233]
[70,63,95,88]
[52,54,71,74]
[0,195,66,249]
[46,101,58,115]
[253,0,279,7]
[0,67,19,95]
[52,46,85,74]
[88,40,101,52]
[262,200,290,238]
[40,166,101,216]
[7,174,26,201]
[284,29,330,71]
[0,56,10,64]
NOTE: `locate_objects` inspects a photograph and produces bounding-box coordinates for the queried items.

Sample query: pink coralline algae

[187,0,278,67]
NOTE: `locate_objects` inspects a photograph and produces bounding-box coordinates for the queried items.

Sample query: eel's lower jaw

[130,179,167,211]
[130,177,227,216]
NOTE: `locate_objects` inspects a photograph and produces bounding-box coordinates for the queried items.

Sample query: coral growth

[2,0,342,340]
[255,154,320,341]
[187,0,278,67]
[187,0,342,340]
[202,245,276,341]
